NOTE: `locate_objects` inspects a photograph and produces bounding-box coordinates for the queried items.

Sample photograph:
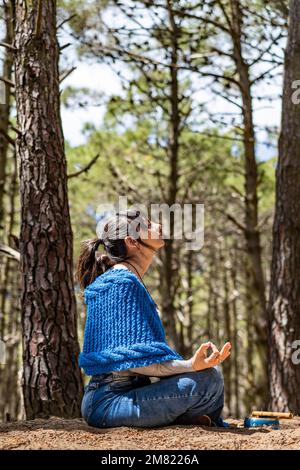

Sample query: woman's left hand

[191,341,231,371]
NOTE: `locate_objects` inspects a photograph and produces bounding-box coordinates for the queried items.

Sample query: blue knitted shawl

[78,268,183,376]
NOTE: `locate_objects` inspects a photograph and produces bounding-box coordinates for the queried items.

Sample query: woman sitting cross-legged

[76,209,231,429]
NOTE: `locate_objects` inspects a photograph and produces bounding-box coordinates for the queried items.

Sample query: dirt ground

[0,416,300,450]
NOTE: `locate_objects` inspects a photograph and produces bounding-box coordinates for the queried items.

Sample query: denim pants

[81,366,225,429]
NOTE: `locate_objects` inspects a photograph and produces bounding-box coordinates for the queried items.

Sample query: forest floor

[0,416,300,450]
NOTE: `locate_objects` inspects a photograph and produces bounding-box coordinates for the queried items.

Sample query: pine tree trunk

[268,0,300,413]
[244,253,255,412]
[221,245,232,414]
[186,251,194,356]
[0,1,14,241]
[229,0,268,406]
[161,0,181,352]
[0,0,17,422]
[230,254,240,417]
[14,0,83,419]
[0,149,22,422]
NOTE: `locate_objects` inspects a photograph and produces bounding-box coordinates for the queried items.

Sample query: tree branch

[225,212,246,232]
[9,123,21,135]
[251,63,282,85]
[0,129,15,146]
[67,154,100,179]
[59,66,77,83]
[0,244,20,262]
[57,14,77,30]
[0,76,15,87]
[0,41,16,51]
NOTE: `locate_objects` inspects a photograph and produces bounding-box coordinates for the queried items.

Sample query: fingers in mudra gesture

[191,341,231,372]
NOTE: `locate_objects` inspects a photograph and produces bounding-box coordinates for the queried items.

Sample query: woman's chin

[149,238,165,250]
[158,239,165,248]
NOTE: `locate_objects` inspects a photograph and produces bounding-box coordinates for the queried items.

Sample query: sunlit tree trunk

[268,0,300,413]
[14,0,83,419]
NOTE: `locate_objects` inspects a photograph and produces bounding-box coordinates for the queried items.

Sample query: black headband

[92,238,104,257]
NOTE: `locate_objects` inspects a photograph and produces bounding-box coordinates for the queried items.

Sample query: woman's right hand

[191,341,231,371]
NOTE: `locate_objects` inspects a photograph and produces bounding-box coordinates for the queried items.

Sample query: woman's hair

[75,209,150,294]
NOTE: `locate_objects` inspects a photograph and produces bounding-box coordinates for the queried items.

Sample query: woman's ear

[124,235,139,250]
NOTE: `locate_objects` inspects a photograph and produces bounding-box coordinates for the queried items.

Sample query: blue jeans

[81,366,225,428]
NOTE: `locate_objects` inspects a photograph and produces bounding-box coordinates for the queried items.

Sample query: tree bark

[161,0,181,351]
[229,0,268,405]
[221,244,232,414]
[0,0,14,241]
[230,252,240,418]
[0,150,22,422]
[268,0,300,413]
[14,0,83,419]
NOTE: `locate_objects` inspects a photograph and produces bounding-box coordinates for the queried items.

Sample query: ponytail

[75,238,114,294]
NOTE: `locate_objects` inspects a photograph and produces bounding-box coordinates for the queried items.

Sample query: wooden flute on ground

[251,411,293,419]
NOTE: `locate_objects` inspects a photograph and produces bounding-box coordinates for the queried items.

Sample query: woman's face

[139,216,165,250]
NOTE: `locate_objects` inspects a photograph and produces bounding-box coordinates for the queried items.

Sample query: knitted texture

[79,268,184,376]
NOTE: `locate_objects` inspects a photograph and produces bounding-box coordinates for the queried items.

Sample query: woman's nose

[150,221,162,237]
